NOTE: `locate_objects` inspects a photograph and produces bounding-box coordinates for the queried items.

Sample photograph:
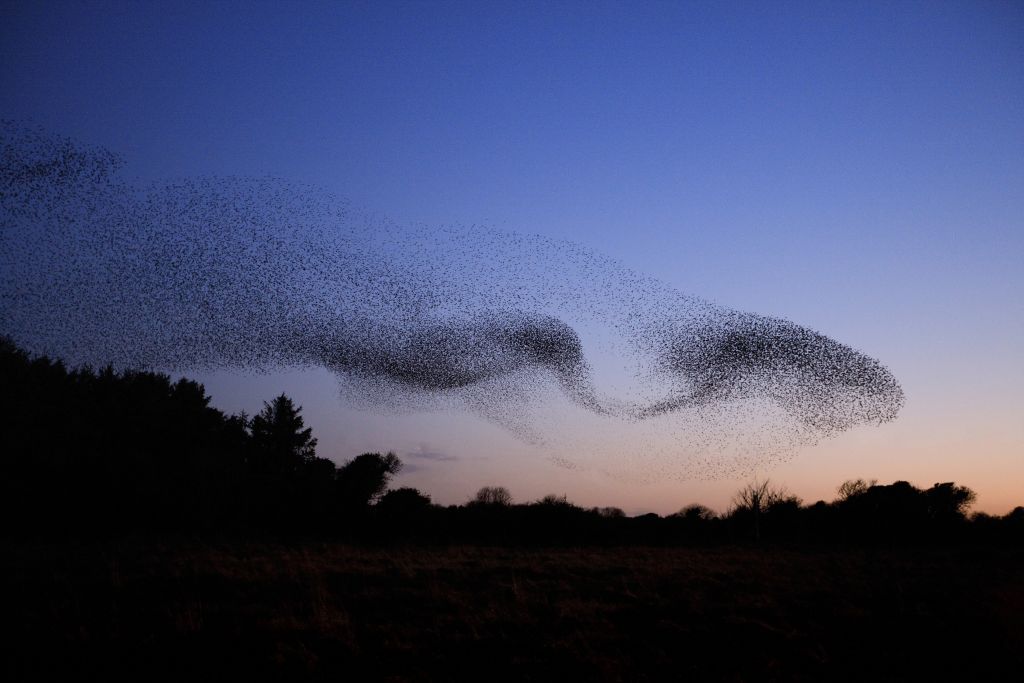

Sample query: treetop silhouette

[249,393,317,476]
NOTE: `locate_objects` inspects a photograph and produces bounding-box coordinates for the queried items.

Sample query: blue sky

[3,0,1022,513]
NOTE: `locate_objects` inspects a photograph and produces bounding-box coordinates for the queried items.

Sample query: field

[4,541,1022,681]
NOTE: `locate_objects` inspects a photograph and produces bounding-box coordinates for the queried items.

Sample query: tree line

[2,338,1021,545]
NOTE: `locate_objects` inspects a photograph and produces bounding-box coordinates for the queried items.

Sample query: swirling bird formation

[0,123,904,478]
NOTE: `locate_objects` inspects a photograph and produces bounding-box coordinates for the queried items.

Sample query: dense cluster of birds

[0,122,904,478]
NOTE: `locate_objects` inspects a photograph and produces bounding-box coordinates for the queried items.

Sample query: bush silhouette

[675,504,717,521]
[375,487,434,539]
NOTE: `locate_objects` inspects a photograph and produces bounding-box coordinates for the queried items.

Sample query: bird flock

[0,122,904,479]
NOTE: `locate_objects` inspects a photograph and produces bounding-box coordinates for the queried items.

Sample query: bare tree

[471,486,512,506]
[731,479,792,542]
[536,494,570,506]
[836,478,877,502]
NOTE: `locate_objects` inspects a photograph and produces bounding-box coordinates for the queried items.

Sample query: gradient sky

[3,0,1022,514]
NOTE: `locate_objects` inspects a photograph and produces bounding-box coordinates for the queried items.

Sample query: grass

[3,540,1022,681]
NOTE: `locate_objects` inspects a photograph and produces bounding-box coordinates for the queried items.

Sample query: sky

[2,0,1022,514]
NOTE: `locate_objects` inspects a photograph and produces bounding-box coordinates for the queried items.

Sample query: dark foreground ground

[3,541,1022,682]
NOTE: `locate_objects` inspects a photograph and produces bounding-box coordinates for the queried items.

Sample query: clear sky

[3,0,1022,514]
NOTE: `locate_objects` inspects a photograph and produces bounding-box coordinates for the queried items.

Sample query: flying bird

[0,122,904,478]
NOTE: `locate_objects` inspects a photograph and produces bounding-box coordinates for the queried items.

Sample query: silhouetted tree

[376,487,432,521]
[372,487,435,540]
[471,486,512,506]
[836,478,876,502]
[336,452,403,510]
[925,482,976,521]
[5,336,1022,546]
[0,339,253,533]
[248,393,317,476]
[297,455,339,523]
[675,504,717,521]
[536,494,571,506]
[835,480,928,542]
[731,479,792,542]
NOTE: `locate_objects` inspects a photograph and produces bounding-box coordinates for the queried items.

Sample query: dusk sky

[2,0,1021,514]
